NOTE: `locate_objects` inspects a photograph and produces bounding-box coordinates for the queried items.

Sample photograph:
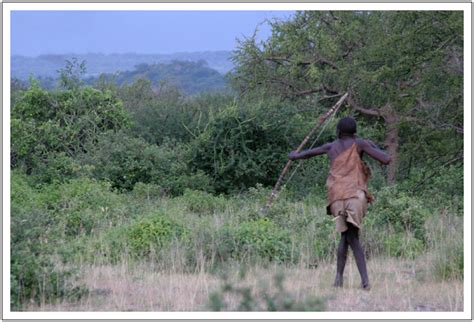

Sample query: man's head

[336,117,357,138]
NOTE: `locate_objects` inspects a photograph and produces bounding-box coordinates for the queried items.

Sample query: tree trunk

[347,96,401,184]
[383,114,400,184]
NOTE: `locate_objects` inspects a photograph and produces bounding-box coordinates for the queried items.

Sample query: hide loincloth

[326,143,373,232]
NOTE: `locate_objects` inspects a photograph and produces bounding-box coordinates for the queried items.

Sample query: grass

[12,177,464,312]
[26,253,463,312]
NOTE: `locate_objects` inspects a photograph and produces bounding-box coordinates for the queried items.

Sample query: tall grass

[11,174,463,310]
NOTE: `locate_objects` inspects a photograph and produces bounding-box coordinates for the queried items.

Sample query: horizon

[11,11,295,57]
[12,50,234,58]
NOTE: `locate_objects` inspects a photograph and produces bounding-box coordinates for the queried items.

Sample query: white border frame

[3,2,472,320]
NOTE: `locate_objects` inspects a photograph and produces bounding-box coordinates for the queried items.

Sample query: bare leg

[346,223,370,289]
[334,232,348,287]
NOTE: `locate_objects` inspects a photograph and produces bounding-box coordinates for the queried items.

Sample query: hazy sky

[11,11,295,56]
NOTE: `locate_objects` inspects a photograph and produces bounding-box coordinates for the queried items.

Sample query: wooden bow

[262,92,348,213]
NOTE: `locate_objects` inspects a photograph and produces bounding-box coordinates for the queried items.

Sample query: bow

[262,92,348,213]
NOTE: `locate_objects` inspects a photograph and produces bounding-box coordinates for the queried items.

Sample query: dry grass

[26,253,463,312]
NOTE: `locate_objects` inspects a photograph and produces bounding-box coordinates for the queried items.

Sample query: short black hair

[337,117,357,137]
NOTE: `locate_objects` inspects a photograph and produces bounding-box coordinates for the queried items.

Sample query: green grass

[10,173,464,310]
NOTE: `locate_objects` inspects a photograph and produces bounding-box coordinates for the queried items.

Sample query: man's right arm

[288,143,331,161]
[360,139,391,165]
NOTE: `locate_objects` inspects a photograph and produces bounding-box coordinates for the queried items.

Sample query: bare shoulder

[355,137,369,148]
[323,141,335,151]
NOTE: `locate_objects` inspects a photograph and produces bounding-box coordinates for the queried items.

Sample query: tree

[11,81,131,182]
[57,58,87,90]
[232,11,463,183]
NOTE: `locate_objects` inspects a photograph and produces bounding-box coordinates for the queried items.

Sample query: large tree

[232,11,463,183]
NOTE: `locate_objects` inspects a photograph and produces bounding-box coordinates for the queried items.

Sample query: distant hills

[93,60,229,95]
[11,51,234,80]
[12,51,234,95]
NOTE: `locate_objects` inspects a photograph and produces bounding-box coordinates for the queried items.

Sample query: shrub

[217,218,293,263]
[383,232,424,259]
[86,213,189,264]
[190,99,307,194]
[131,182,167,200]
[312,216,339,261]
[10,172,89,309]
[81,132,212,193]
[41,178,122,237]
[126,214,187,257]
[95,212,188,261]
[11,83,130,181]
[11,251,87,310]
[367,187,430,243]
[181,189,227,215]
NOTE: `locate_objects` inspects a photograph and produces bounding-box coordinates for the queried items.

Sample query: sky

[11,11,295,56]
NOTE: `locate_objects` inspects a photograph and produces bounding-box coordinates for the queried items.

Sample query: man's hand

[288,151,299,161]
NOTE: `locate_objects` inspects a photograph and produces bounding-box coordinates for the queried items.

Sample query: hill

[11,51,234,80]
[92,60,229,95]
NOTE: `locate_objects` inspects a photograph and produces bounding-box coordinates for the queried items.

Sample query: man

[288,117,391,290]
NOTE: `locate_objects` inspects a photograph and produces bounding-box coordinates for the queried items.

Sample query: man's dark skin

[288,133,391,167]
[288,123,391,289]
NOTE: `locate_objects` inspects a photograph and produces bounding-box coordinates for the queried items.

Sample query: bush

[181,189,227,215]
[11,251,87,310]
[43,178,122,237]
[217,218,293,263]
[367,187,430,243]
[131,182,167,200]
[127,214,187,257]
[11,83,130,182]
[10,172,89,309]
[95,212,188,261]
[81,131,212,194]
[190,99,307,194]
[312,216,339,261]
[383,232,424,259]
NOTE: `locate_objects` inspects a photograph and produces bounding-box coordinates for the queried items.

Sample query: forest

[10,11,463,311]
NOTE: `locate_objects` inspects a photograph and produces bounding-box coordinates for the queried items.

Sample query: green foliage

[94,212,187,262]
[208,270,325,311]
[232,11,463,182]
[312,216,339,261]
[181,189,227,215]
[10,172,91,309]
[190,98,307,193]
[11,83,130,183]
[411,163,463,215]
[81,131,212,193]
[383,232,424,259]
[57,58,87,90]
[126,214,188,258]
[11,253,88,311]
[432,240,463,281]
[131,182,167,200]
[217,218,293,263]
[368,187,429,242]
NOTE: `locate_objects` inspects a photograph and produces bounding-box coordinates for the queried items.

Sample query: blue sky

[11,11,295,56]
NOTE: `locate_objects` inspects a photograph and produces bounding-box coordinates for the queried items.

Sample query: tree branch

[264,54,339,70]
[347,94,382,117]
[294,87,325,97]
